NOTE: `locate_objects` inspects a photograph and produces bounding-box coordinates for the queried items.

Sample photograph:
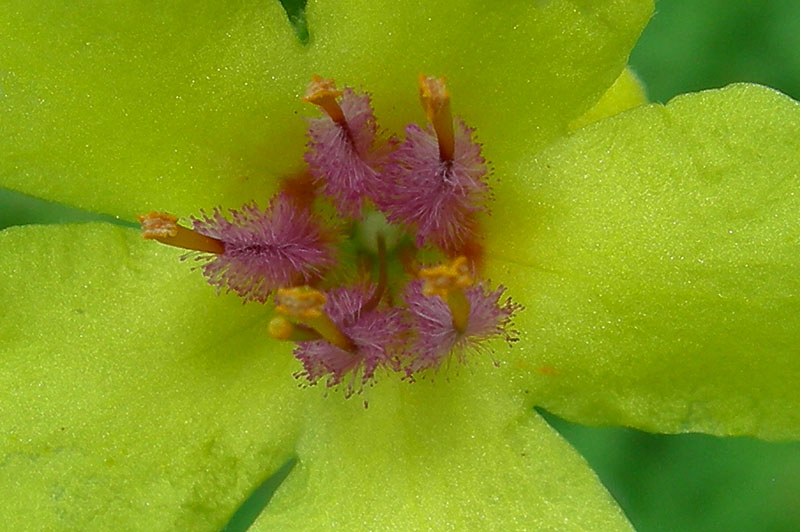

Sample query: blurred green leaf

[542,409,800,532]
[630,0,800,101]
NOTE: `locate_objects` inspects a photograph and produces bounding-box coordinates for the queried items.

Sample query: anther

[275,286,327,319]
[275,286,356,352]
[302,75,346,126]
[138,212,225,254]
[418,74,455,161]
[419,256,474,333]
[419,256,473,297]
[268,316,322,343]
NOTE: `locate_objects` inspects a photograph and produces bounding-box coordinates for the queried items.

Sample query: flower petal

[0,0,652,219]
[252,372,633,531]
[0,1,307,218]
[307,0,654,163]
[0,224,305,529]
[568,67,648,131]
[488,84,800,440]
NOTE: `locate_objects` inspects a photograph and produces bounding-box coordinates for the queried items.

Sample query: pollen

[275,286,327,320]
[139,211,178,238]
[276,286,355,353]
[268,316,321,343]
[267,316,296,340]
[419,256,473,298]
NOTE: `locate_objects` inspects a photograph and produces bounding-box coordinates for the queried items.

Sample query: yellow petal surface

[488,84,800,440]
[0,224,304,529]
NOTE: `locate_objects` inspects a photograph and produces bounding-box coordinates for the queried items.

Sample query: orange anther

[138,211,225,254]
[418,74,455,161]
[275,286,327,320]
[419,256,473,298]
[302,75,346,125]
[138,212,179,239]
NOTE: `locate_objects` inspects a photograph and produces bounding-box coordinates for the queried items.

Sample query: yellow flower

[2,1,799,531]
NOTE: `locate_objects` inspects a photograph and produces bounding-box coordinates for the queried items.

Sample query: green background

[2,1,799,531]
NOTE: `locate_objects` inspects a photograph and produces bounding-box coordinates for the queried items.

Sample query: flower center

[139,74,520,397]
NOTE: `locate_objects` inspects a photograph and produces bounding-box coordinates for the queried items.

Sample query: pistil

[419,256,474,333]
[275,286,356,352]
[138,212,225,254]
[361,234,389,313]
[418,75,455,161]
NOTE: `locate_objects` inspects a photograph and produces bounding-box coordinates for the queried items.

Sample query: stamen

[302,75,346,126]
[276,286,356,352]
[402,277,520,376]
[303,78,390,218]
[138,212,225,254]
[275,286,327,319]
[419,256,474,333]
[419,74,455,161]
[291,284,407,396]
[378,76,488,253]
[268,316,322,342]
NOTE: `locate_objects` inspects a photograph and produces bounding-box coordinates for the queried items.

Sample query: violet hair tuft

[403,279,519,376]
[304,88,392,218]
[377,119,488,253]
[293,284,407,396]
[190,193,336,302]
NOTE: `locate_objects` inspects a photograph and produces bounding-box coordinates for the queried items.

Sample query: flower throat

[139,74,520,398]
